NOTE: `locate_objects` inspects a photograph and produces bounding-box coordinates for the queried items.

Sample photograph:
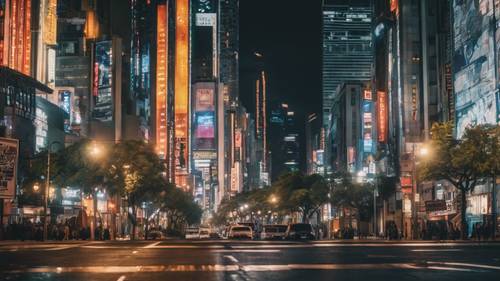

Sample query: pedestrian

[64,224,70,240]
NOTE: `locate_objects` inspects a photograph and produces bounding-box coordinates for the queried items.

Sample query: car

[199,228,210,239]
[228,225,253,240]
[261,224,287,240]
[285,223,315,240]
[184,227,200,239]
[147,230,164,240]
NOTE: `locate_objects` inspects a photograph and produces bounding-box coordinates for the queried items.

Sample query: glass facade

[322,0,373,127]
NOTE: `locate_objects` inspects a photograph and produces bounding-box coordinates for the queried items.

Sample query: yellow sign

[43,0,57,45]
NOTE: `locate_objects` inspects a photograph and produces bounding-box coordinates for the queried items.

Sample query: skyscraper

[322,0,373,127]
[219,0,239,100]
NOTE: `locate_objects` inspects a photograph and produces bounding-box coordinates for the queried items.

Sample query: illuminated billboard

[175,0,190,180]
[0,138,19,200]
[193,83,216,151]
[362,101,373,153]
[93,41,113,122]
[377,91,388,143]
[1,0,31,75]
[156,4,168,157]
[453,0,498,138]
[58,90,71,132]
[43,0,57,45]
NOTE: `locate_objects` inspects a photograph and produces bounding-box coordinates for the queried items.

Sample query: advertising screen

[196,112,215,138]
[453,0,498,138]
[193,83,216,151]
[58,90,71,132]
[93,41,113,122]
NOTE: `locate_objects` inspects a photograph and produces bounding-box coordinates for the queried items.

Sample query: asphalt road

[0,240,499,281]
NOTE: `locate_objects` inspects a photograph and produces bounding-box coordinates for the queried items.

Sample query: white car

[185,227,200,239]
[228,225,253,240]
[261,225,287,240]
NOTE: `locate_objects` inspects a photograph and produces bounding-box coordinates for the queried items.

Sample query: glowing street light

[33,183,40,192]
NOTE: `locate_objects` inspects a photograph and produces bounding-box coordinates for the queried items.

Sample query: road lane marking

[153,245,226,249]
[132,251,138,254]
[213,249,280,253]
[427,261,500,270]
[411,249,463,252]
[144,242,161,248]
[117,275,126,281]
[7,262,497,273]
[223,255,239,263]
[426,266,479,272]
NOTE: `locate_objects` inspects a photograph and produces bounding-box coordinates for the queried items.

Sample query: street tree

[105,140,167,239]
[274,172,329,223]
[330,173,373,227]
[419,122,492,239]
[159,186,202,235]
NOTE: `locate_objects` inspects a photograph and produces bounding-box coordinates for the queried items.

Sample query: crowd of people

[1,218,112,241]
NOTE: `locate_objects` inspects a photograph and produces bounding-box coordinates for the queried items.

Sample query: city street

[1,240,499,281]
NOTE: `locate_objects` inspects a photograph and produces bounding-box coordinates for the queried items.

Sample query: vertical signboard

[175,0,190,185]
[0,0,5,65]
[377,91,388,143]
[93,41,113,122]
[58,90,71,132]
[362,100,373,152]
[156,4,168,158]
[0,138,19,200]
[43,0,57,45]
[4,0,31,75]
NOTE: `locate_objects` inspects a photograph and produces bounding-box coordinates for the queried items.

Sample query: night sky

[240,0,322,170]
[239,0,322,119]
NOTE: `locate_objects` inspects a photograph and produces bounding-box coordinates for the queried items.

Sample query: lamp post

[88,142,103,240]
[412,144,429,240]
[44,141,62,241]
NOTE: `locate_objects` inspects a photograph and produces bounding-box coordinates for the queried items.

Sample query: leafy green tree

[159,186,202,234]
[105,140,167,239]
[330,173,374,225]
[274,172,329,223]
[420,123,492,239]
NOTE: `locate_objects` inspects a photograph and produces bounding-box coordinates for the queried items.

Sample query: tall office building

[269,103,300,181]
[255,65,269,186]
[219,0,239,100]
[130,0,153,140]
[322,0,373,127]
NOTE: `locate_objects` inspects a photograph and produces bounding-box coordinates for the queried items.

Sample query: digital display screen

[93,41,113,122]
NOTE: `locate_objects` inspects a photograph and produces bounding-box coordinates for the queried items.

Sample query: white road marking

[223,255,239,263]
[411,249,463,252]
[117,275,126,281]
[144,242,162,248]
[427,261,500,270]
[9,262,495,273]
[152,245,225,249]
[213,249,281,253]
[426,266,478,272]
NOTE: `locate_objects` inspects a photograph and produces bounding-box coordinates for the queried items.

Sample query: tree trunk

[460,189,468,240]
[130,206,137,240]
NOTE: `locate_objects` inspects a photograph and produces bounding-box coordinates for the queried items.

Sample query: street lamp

[87,142,103,240]
[411,143,431,240]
